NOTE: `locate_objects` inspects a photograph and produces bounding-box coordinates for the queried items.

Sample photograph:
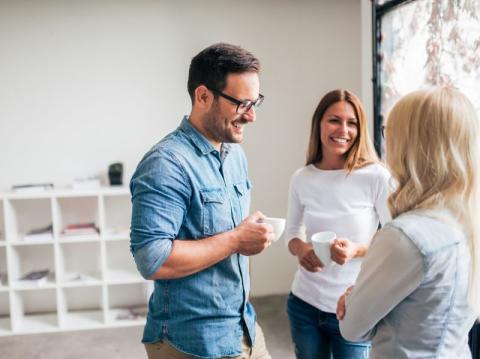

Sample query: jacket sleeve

[339,225,423,341]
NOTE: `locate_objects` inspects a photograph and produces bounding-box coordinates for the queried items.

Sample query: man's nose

[243,106,256,122]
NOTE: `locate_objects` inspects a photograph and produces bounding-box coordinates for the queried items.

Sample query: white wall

[0,0,365,296]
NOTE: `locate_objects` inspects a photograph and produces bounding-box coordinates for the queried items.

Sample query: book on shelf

[62,222,99,237]
[19,269,50,286]
[12,183,54,193]
[23,224,53,241]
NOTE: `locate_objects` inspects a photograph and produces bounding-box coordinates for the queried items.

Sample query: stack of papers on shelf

[62,223,99,237]
[63,272,98,283]
[12,183,54,193]
[115,306,148,321]
[23,224,54,242]
[19,269,50,286]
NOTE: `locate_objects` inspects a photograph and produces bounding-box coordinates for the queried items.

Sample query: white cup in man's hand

[258,217,286,242]
[311,231,336,266]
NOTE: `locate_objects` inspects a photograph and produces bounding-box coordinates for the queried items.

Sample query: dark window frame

[371,0,416,156]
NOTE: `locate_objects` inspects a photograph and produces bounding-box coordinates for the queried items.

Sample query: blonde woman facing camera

[285,89,391,358]
[338,87,480,358]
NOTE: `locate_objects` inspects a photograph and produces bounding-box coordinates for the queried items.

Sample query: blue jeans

[287,293,370,359]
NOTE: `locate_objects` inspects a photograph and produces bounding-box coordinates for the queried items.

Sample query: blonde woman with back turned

[337,86,480,358]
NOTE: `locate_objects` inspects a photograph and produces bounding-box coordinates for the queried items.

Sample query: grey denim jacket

[341,210,476,358]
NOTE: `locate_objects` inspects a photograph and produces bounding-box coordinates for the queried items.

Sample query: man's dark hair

[187,43,260,104]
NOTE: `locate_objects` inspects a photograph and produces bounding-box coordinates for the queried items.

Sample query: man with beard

[130,43,273,359]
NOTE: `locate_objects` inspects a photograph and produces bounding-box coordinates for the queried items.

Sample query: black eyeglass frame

[206,86,264,114]
[381,125,386,139]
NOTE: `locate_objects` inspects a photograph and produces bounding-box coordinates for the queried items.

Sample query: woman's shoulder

[359,161,389,174]
[354,162,390,181]
[291,164,343,180]
[289,165,325,187]
[291,164,315,177]
[386,210,466,256]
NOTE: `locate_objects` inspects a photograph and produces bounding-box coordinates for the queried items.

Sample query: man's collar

[220,143,232,161]
[179,116,217,156]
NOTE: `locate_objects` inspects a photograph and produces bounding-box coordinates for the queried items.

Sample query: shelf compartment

[0,200,5,242]
[102,194,131,239]
[57,235,100,243]
[11,289,58,332]
[58,242,102,285]
[104,240,143,283]
[0,292,11,335]
[0,247,8,291]
[9,244,55,289]
[54,196,100,239]
[103,233,129,241]
[59,286,104,329]
[0,247,7,288]
[106,283,151,325]
[5,198,53,243]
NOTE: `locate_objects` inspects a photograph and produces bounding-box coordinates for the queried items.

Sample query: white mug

[311,231,336,266]
[259,217,286,242]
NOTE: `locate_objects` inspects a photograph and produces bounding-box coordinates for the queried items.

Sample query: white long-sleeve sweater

[285,163,391,313]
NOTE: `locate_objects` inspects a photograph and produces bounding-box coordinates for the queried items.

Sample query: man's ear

[194,85,212,109]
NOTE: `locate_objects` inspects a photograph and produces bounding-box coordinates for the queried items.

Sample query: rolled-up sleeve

[339,226,423,341]
[129,149,191,279]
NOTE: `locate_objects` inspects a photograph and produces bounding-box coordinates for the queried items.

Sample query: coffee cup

[260,217,286,242]
[311,231,336,266]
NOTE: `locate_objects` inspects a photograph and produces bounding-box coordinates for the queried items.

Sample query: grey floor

[0,295,294,359]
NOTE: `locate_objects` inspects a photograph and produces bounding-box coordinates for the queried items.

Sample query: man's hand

[296,241,324,272]
[231,211,274,256]
[331,238,358,265]
[336,285,354,320]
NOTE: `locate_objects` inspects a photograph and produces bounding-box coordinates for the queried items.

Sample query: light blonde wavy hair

[385,86,480,316]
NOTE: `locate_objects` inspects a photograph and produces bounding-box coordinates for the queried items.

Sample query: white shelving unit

[0,187,152,336]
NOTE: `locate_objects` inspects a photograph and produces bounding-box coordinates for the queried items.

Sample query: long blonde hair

[306,89,378,172]
[386,86,480,316]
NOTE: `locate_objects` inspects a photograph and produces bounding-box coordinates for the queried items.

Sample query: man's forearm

[147,211,271,280]
[149,231,237,280]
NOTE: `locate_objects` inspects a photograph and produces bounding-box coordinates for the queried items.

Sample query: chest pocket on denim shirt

[200,188,233,236]
[234,179,252,219]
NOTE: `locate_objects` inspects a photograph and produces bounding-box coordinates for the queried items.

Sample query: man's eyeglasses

[381,125,386,139]
[207,86,264,114]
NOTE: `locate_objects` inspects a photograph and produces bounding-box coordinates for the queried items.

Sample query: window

[373,0,480,158]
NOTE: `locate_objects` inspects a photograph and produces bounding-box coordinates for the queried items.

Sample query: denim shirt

[130,117,255,359]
